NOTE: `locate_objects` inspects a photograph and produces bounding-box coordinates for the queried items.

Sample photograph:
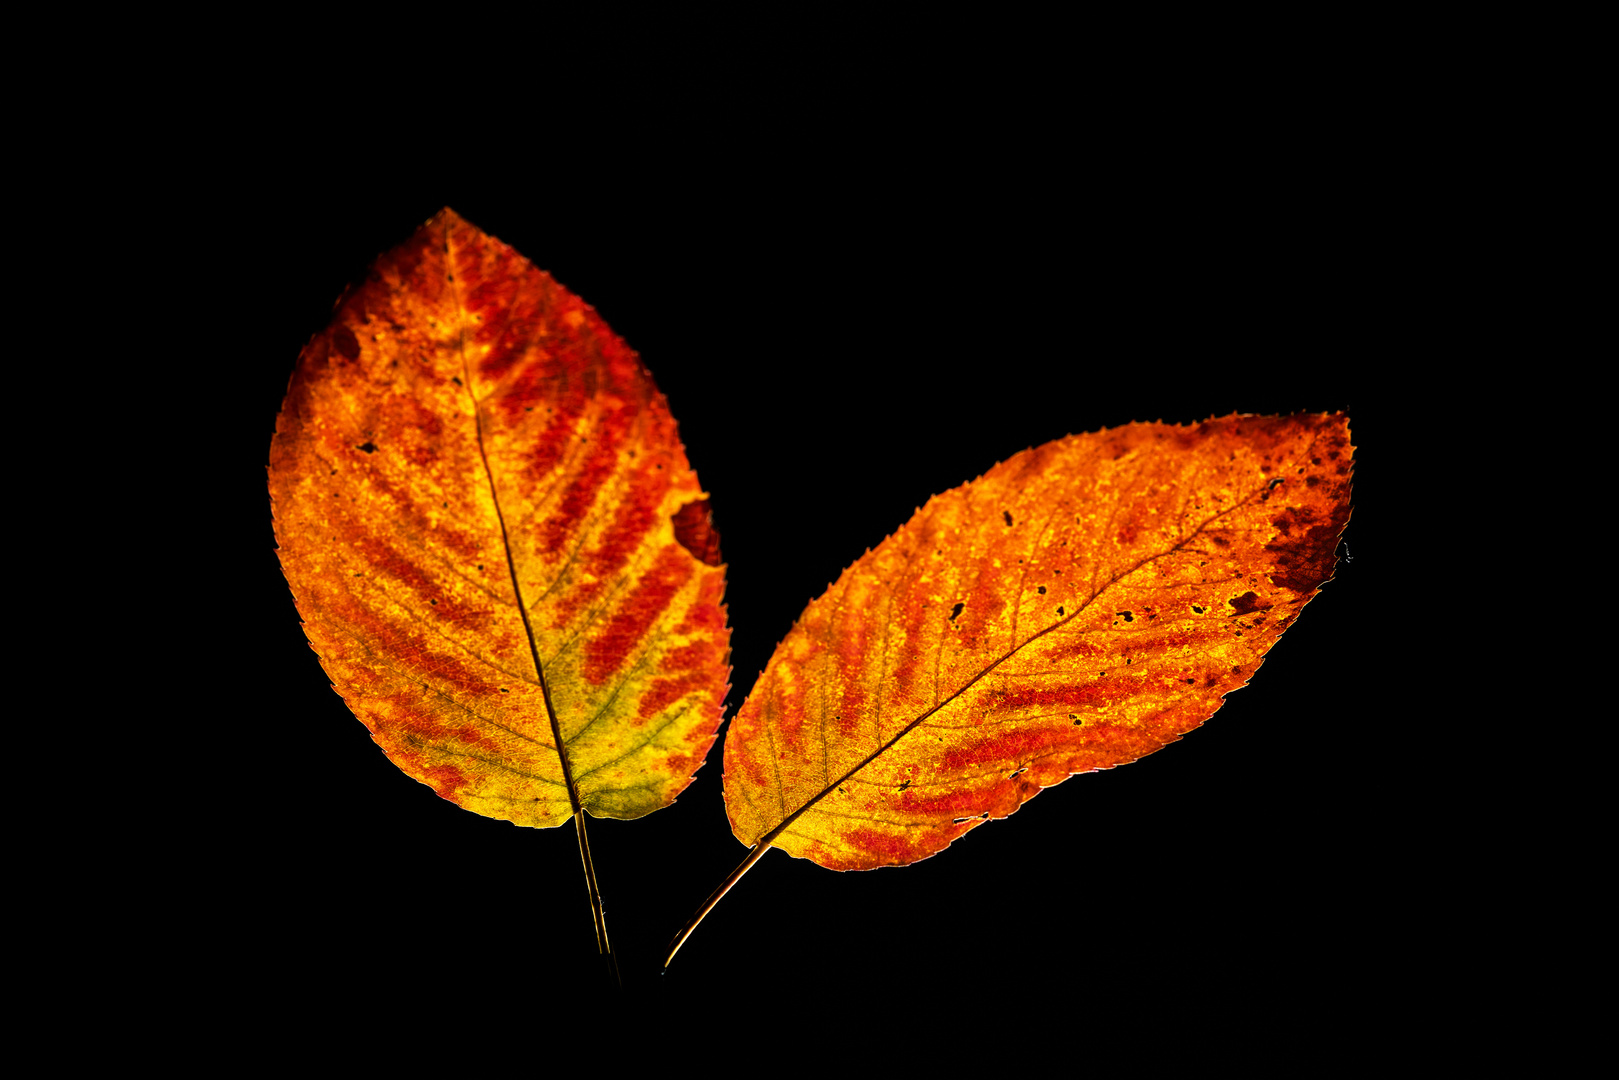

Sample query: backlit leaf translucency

[270,209,730,829]
[723,413,1352,870]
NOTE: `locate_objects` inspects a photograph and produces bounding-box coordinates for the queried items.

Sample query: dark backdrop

[214,133,1404,1014]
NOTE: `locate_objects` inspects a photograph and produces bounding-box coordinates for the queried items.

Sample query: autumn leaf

[719,412,1351,874]
[268,208,730,839]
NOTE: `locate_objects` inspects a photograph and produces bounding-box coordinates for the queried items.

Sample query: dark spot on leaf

[332,325,361,361]
[1191,605,1205,614]
[1116,610,1133,622]
[671,497,722,566]
[1056,606,1064,615]
[1037,586,1047,594]
[898,780,911,791]
[429,599,437,605]
[1002,511,1014,527]
[950,602,964,622]
[1228,591,1269,617]
[358,441,377,454]
[1268,500,1351,593]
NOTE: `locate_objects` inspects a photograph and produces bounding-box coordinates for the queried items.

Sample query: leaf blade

[269,209,730,828]
[723,413,1352,868]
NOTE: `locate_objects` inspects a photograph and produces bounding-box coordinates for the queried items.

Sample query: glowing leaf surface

[723,413,1352,869]
[270,209,729,827]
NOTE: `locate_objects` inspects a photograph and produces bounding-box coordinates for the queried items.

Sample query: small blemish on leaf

[1002,511,1014,527]
[949,602,964,622]
[358,441,377,454]
[1228,591,1265,616]
[672,497,722,566]
[332,325,361,360]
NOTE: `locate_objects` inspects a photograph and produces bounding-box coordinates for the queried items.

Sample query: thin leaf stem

[663,842,773,971]
[447,228,622,991]
[574,810,620,988]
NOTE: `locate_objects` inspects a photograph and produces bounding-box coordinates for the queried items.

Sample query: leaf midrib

[754,462,1283,850]
[444,220,584,821]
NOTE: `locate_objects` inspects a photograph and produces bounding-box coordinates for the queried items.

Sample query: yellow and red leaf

[270,209,729,828]
[723,413,1352,869]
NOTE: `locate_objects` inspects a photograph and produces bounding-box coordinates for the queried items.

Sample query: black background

[214,120,1415,1016]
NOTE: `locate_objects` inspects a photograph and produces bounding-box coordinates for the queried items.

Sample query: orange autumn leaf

[269,208,729,829]
[723,413,1352,870]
